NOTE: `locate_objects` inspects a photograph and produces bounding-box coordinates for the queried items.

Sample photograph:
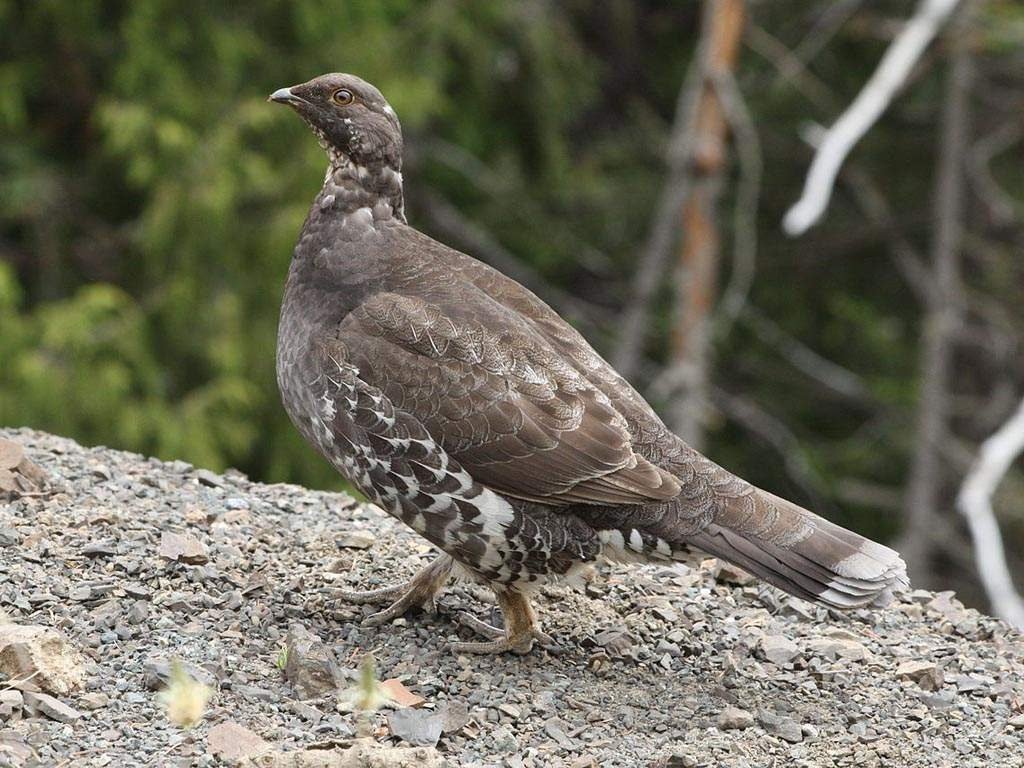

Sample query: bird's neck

[320,156,406,224]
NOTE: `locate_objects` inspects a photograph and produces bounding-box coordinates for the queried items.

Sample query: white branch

[957,396,1024,628]
[782,0,961,236]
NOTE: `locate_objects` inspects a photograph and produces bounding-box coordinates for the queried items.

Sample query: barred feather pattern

[275,72,908,612]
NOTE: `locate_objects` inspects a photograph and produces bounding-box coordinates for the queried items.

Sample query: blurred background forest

[2,0,1023,617]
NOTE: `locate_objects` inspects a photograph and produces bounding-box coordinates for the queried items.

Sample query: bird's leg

[452,590,558,655]
[337,554,453,627]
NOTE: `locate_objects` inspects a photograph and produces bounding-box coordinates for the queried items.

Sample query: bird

[269,73,909,655]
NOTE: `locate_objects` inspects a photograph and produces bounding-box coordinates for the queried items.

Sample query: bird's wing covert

[338,292,681,506]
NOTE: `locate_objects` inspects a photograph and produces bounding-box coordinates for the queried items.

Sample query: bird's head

[269,73,402,170]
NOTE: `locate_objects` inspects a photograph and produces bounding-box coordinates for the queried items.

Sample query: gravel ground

[1,426,1023,767]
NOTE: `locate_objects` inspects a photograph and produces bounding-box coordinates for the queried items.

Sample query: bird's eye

[332,89,354,106]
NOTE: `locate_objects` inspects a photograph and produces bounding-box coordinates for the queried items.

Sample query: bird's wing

[337,291,681,506]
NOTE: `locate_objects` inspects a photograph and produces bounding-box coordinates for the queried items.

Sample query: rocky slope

[0,427,1022,767]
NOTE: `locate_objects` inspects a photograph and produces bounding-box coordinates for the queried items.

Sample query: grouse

[270,73,909,654]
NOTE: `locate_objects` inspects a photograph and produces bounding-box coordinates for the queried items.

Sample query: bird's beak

[268,87,302,106]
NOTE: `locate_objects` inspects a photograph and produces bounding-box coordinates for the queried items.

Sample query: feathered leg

[451,590,556,655]
[338,554,453,627]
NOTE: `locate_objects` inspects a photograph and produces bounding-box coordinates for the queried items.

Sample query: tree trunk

[668,0,745,449]
[899,3,974,586]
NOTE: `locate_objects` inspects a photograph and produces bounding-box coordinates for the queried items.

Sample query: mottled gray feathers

[274,72,908,612]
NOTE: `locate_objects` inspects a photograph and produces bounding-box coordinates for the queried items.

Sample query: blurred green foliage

[1,0,1022,568]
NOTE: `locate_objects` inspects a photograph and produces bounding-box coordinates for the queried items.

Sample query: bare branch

[712,70,763,339]
[783,0,961,236]
[740,305,870,401]
[899,3,974,584]
[957,396,1024,628]
[967,121,1024,227]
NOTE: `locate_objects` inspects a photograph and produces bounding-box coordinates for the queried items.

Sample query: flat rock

[284,623,343,699]
[380,679,424,708]
[717,706,755,730]
[712,560,755,586]
[0,623,85,695]
[208,721,271,764]
[0,690,23,720]
[387,708,445,747]
[758,710,803,744]
[336,530,376,549]
[758,635,800,666]
[22,691,80,723]
[806,636,869,662]
[895,660,944,691]
[0,438,47,497]
[158,531,209,564]
[143,658,217,690]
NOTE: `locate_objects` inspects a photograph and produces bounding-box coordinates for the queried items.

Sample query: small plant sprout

[158,661,212,729]
[276,645,288,671]
[344,653,392,737]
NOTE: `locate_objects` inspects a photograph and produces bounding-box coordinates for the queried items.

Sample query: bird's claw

[451,610,562,655]
[335,555,452,625]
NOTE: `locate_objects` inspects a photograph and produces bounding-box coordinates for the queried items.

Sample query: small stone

[144,659,217,691]
[497,703,521,720]
[207,721,270,764]
[0,528,21,547]
[69,586,92,602]
[23,691,80,723]
[665,753,698,768]
[193,468,224,488]
[758,635,800,666]
[491,724,519,753]
[806,637,868,662]
[1007,714,1024,728]
[158,531,209,564]
[0,439,24,470]
[336,530,376,549]
[81,540,117,558]
[896,661,944,691]
[283,623,343,698]
[652,606,679,623]
[712,561,755,586]
[79,692,109,710]
[544,718,577,750]
[717,706,755,730]
[381,679,425,708]
[234,684,274,702]
[0,623,85,695]
[440,700,470,734]
[289,701,323,723]
[128,601,149,625]
[0,689,23,719]
[758,711,803,744]
[223,509,251,524]
[955,675,987,694]
[123,583,151,600]
[386,708,445,747]
[593,627,633,657]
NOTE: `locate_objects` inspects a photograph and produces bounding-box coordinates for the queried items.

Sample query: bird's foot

[337,554,453,627]
[450,591,560,655]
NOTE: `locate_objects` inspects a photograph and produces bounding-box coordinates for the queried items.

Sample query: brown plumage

[271,73,909,654]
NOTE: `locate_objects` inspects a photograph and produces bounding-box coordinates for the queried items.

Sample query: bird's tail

[685,487,908,609]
